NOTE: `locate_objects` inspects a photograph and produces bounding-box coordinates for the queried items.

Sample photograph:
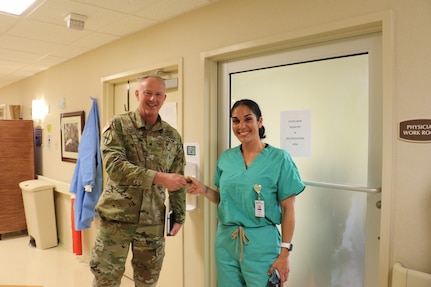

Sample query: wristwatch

[280,242,293,251]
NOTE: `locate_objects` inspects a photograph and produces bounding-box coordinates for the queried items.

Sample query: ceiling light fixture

[64,13,87,30]
[0,0,37,15]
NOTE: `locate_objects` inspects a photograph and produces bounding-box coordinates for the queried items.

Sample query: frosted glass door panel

[229,55,370,287]
[223,34,383,286]
[290,186,366,287]
[230,54,369,187]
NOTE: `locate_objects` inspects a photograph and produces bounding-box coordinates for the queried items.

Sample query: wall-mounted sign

[399,119,431,142]
[280,110,311,157]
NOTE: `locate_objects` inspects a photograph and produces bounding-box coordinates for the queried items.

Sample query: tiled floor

[0,232,134,287]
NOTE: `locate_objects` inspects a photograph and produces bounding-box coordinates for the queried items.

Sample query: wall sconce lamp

[32,99,49,128]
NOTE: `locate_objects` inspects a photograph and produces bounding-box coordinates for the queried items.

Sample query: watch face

[281,242,293,251]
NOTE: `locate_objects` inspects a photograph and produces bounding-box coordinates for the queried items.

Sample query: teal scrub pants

[215,224,281,287]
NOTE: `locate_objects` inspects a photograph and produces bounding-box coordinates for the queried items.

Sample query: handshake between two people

[184,176,219,204]
[159,174,204,236]
[155,172,203,194]
[163,173,219,206]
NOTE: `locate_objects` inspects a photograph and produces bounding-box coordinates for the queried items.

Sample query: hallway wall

[1,0,430,286]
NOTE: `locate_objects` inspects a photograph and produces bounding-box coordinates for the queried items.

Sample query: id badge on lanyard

[254,184,265,218]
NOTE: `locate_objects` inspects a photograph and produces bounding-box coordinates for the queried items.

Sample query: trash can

[19,180,58,249]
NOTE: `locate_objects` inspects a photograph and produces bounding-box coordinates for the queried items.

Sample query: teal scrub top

[214,144,305,227]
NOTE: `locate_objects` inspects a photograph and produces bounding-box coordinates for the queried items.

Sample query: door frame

[101,58,183,136]
[100,58,185,286]
[201,11,394,287]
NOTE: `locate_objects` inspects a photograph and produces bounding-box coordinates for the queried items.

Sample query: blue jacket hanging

[70,98,103,230]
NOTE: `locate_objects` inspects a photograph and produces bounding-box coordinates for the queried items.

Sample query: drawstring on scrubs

[231,226,250,261]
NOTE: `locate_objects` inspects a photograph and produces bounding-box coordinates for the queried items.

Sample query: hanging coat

[70,98,103,230]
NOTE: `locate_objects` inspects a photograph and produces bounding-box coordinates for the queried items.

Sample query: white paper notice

[280,110,311,157]
[159,102,177,129]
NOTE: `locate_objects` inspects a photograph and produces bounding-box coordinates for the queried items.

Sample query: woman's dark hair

[230,99,266,139]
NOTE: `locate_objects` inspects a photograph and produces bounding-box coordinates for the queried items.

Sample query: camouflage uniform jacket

[96,109,186,225]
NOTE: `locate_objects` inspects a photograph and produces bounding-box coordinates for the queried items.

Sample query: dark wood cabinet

[0,120,36,237]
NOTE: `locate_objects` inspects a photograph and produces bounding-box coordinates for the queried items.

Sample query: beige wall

[1,0,431,286]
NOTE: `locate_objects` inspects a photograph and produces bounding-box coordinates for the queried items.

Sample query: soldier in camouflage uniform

[90,75,187,287]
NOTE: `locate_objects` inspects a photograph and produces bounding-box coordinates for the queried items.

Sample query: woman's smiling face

[231,104,263,144]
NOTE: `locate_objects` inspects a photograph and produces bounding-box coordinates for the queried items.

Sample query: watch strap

[280,242,293,251]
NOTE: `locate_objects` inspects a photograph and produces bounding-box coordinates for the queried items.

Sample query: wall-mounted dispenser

[184,142,199,211]
[34,127,43,175]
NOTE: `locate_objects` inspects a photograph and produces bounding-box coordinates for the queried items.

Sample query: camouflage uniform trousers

[90,218,165,287]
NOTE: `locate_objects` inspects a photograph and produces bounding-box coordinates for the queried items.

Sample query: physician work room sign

[399,119,431,142]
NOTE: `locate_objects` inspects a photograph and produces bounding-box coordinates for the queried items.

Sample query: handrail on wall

[303,180,381,193]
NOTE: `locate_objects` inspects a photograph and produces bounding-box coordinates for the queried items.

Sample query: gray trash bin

[19,180,58,249]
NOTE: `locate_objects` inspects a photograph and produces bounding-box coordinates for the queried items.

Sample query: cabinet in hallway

[0,120,36,237]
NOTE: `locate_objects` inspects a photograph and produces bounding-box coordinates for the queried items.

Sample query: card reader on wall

[185,162,198,211]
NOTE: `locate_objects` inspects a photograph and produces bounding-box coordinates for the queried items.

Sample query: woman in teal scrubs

[187,99,305,286]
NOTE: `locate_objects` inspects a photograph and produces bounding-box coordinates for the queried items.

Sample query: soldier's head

[135,75,167,124]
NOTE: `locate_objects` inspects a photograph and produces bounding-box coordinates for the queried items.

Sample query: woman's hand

[185,177,220,204]
[185,177,203,194]
[268,251,290,285]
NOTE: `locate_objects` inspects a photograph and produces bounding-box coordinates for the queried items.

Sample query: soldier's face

[136,77,166,120]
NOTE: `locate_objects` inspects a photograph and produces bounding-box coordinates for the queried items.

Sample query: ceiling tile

[0,48,42,63]
[35,54,69,66]
[0,0,218,89]
[0,13,19,33]
[72,0,159,15]
[0,35,62,54]
[8,18,92,44]
[49,44,90,59]
[70,32,119,48]
[135,0,213,20]
[96,15,157,36]
[0,60,26,75]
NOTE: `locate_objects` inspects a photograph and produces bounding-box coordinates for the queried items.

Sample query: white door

[218,33,382,287]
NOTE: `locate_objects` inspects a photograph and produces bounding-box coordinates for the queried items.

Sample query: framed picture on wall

[0,104,6,119]
[60,111,85,163]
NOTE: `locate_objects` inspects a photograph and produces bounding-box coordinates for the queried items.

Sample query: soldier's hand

[154,172,187,191]
[169,222,182,236]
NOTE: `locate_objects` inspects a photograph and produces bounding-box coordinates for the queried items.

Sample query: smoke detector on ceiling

[64,13,87,30]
